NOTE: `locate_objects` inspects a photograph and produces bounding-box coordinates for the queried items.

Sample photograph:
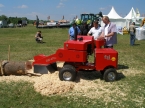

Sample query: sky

[0,0,145,21]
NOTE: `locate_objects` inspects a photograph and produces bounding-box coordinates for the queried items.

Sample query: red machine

[32,35,118,82]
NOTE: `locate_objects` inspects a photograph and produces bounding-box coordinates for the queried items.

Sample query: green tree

[0,15,8,20]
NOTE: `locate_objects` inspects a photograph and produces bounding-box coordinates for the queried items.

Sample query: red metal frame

[32,36,118,71]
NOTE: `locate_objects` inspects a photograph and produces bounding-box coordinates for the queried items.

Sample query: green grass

[0,25,68,61]
[0,25,145,108]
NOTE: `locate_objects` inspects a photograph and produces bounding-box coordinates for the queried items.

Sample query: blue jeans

[130,31,135,46]
[70,36,75,40]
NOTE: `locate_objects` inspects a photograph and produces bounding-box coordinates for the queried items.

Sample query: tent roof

[136,8,140,18]
[107,7,123,19]
[124,7,136,19]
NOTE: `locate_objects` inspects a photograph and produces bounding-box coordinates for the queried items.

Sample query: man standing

[129,22,136,46]
[87,21,102,40]
[36,15,39,28]
[80,22,89,35]
[98,16,117,48]
[68,22,81,40]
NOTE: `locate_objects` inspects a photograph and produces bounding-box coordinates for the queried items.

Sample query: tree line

[0,15,36,24]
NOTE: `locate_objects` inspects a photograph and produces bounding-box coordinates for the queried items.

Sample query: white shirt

[105,24,109,35]
[88,26,102,40]
[104,24,109,39]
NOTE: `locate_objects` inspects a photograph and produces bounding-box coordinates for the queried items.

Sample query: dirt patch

[0,62,143,101]
[32,73,74,95]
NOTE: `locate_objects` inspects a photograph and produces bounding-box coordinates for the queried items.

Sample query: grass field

[0,24,145,108]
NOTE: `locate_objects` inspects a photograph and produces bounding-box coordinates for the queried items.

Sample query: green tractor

[70,12,103,35]
[74,12,103,27]
[81,13,95,25]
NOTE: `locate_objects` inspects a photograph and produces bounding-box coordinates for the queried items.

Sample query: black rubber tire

[100,70,105,75]
[103,68,117,82]
[63,64,76,71]
[59,67,76,81]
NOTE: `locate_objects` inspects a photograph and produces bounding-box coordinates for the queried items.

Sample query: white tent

[101,7,126,29]
[124,7,142,28]
[124,7,136,19]
[136,8,140,18]
[107,6,123,19]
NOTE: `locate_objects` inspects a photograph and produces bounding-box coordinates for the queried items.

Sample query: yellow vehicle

[141,18,145,27]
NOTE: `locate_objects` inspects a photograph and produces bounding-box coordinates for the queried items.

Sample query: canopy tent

[124,7,143,28]
[107,6,122,19]
[124,7,136,19]
[101,7,126,28]
[136,8,140,18]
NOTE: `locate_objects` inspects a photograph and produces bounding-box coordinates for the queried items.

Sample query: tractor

[75,12,103,28]
[31,31,118,82]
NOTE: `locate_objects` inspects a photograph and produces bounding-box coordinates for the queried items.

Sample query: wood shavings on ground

[0,62,143,101]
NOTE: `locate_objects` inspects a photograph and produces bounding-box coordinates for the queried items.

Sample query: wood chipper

[31,34,118,82]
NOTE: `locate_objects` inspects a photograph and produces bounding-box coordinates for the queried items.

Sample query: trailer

[0,20,8,28]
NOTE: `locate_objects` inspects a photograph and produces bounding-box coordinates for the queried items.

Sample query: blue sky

[0,0,144,21]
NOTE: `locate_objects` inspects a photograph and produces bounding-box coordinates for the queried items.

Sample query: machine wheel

[100,70,105,75]
[103,68,117,82]
[63,64,76,71]
[59,67,76,81]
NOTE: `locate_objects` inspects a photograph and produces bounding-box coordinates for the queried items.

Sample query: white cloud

[17,5,28,9]
[60,0,67,1]
[99,7,106,11]
[0,4,4,7]
[56,2,64,8]
[56,0,67,8]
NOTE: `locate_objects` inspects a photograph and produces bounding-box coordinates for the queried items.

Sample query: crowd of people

[35,16,137,47]
[68,16,118,48]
